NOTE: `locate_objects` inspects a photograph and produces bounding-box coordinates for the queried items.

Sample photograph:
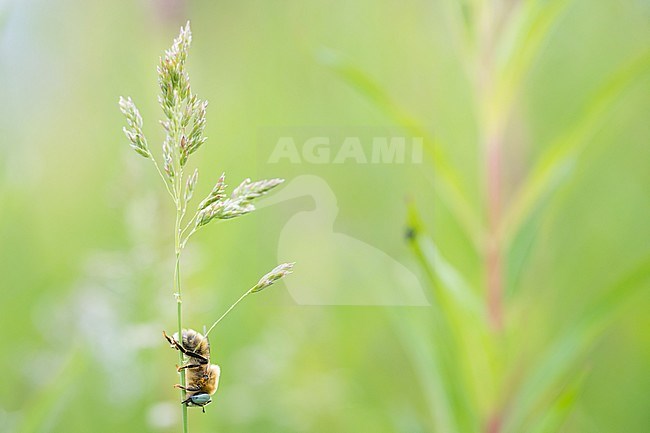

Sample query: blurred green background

[1,0,649,432]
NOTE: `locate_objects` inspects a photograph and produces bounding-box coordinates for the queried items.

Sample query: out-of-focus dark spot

[404,226,417,241]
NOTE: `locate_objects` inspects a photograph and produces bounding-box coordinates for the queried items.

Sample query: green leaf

[407,202,483,317]
[501,50,650,247]
[491,0,576,123]
[501,257,650,433]
[388,310,458,433]
[528,368,587,433]
[404,203,482,433]
[319,49,482,249]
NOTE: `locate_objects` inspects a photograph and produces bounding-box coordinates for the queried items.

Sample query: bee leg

[163,330,181,349]
[182,350,209,364]
[174,384,200,392]
[177,363,202,372]
[162,332,208,363]
[162,331,209,364]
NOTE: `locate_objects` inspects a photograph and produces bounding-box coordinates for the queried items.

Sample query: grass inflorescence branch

[119,21,294,433]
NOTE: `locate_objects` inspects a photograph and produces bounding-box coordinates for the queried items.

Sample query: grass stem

[151,157,176,200]
[205,289,252,337]
[174,195,188,433]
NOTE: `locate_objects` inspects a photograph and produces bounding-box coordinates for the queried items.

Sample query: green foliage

[323,1,650,432]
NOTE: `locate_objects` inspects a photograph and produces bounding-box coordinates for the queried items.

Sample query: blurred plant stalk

[476,1,509,332]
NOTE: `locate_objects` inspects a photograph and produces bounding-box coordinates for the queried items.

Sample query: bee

[163,329,221,413]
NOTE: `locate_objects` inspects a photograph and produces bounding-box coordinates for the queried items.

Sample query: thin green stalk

[181,213,198,238]
[181,226,197,249]
[204,262,294,338]
[174,195,188,433]
[152,157,176,200]
[205,289,251,337]
[174,255,187,432]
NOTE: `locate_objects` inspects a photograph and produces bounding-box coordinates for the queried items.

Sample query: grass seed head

[252,263,295,293]
[118,96,151,158]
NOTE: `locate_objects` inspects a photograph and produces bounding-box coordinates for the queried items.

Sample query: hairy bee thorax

[174,328,211,359]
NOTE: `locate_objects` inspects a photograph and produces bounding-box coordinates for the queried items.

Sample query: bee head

[188,393,211,406]
[186,393,212,413]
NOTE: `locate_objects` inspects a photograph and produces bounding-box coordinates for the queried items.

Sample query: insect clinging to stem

[163,329,220,413]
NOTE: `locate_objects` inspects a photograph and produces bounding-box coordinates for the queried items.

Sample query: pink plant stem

[483,132,506,433]
[476,2,505,332]
[486,133,504,331]
[486,411,503,433]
